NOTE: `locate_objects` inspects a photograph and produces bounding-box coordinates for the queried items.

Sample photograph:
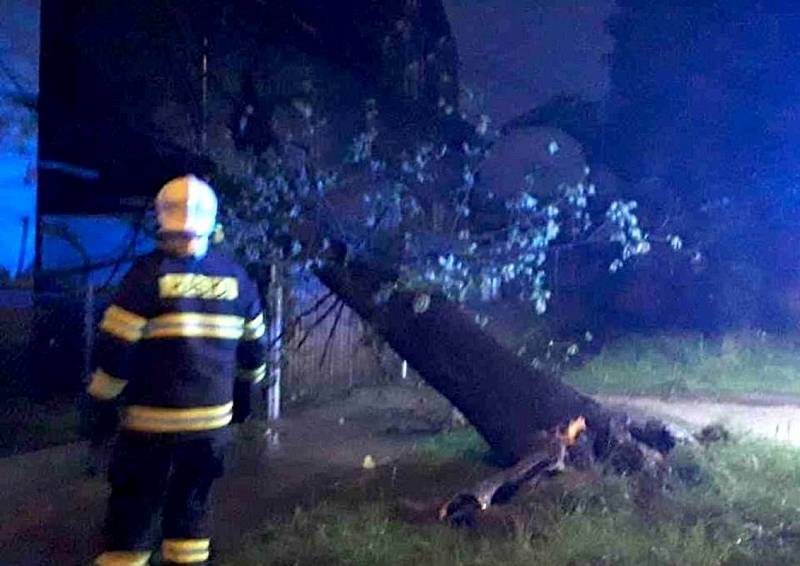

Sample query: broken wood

[435,412,692,525]
[439,417,586,524]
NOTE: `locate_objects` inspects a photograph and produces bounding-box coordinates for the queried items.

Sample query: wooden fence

[276,275,406,405]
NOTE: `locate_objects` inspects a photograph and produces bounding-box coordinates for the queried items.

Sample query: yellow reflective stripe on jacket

[100,305,147,342]
[144,313,244,340]
[242,313,266,340]
[238,364,267,384]
[123,402,233,433]
[94,550,152,566]
[162,539,211,564]
[87,368,128,400]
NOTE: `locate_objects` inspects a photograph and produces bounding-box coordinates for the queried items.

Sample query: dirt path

[600,394,800,446]
[2,387,800,565]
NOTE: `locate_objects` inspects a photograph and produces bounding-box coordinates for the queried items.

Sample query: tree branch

[267,289,335,349]
[319,300,346,368]
[295,297,342,350]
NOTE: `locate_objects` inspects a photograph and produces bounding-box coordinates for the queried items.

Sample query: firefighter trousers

[94,431,229,566]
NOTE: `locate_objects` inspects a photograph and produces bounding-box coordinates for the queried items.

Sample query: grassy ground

[564,332,800,398]
[226,429,800,566]
[3,329,800,563]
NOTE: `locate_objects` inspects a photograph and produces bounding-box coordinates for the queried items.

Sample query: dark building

[38,1,212,219]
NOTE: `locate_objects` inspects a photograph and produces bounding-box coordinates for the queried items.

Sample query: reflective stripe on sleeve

[94,550,152,566]
[100,305,148,342]
[86,368,128,400]
[123,403,234,433]
[238,364,267,384]
[242,313,266,340]
[162,539,211,564]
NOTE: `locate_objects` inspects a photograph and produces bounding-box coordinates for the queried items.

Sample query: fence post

[267,264,283,421]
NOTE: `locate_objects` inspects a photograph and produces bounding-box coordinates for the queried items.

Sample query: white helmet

[155,174,218,237]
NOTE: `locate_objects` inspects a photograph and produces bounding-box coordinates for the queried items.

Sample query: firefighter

[84,174,268,565]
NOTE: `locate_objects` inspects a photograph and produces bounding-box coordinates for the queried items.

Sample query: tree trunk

[315,260,614,465]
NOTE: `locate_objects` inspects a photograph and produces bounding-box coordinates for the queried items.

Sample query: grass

[414,427,489,463]
[564,332,800,398]
[225,428,800,566]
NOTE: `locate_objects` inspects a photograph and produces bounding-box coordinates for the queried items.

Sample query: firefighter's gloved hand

[232,380,252,424]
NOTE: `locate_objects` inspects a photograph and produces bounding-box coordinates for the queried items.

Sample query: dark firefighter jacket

[85,248,268,434]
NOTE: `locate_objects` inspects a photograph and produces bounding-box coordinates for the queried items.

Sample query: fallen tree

[314,259,603,465]
[315,258,680,470]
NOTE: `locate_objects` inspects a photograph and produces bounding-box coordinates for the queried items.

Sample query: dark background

[36,1,800,333]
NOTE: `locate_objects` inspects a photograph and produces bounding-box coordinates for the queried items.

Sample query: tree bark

[315,259,614,465]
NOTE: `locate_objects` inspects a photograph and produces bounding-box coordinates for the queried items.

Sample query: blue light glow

[40,215,154,285]
[0,151,36,276]
[1,0,39,279]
